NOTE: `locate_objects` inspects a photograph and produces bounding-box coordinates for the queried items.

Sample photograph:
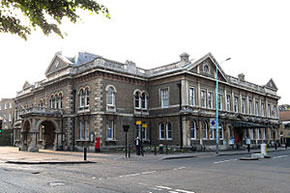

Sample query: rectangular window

[161,88,169,108]
[242,98,246,114]
[201,90,206,108]
[257,129,260,140]
[261,103,265,117]
[0,105,1,110]
[226,95,231,111]
[108,120,114,140]
[208,92,213,109]
[4,103,7,109]
[267,104,271,117]
[9,103,12,108]
[8,114,12,122]
[262,128,266,140]
[273,105,277,118]
[189,88,196,106]
[166,123,172,139]
[85,120,89,140]
[218,94,222,110]
[141,124,147,140]
[234,96,239,113]
[255,101,259,116]
[79,121,83,140]
[250,129,254,140]
[249,100,253,115]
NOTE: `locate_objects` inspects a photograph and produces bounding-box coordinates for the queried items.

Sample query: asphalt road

[0,150,289,193]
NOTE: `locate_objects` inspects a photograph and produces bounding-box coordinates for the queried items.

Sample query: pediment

[265,79,278,91]
[187,53,228,82]
[22,81,31,90]
[45,53,72,77]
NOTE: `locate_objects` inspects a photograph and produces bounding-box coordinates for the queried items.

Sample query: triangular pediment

[45,52,73,77]
[22,81,31,90]
[187,53,228,82]
[265,78,278,91]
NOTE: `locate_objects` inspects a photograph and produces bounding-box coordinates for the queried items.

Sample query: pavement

[0,146,287,164]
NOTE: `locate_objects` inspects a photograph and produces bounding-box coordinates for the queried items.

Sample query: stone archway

[39,121,57,149]
[23,120,31,145]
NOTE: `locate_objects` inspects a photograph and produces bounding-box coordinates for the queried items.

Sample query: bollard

[84,147,87,161]
[247,144,250,153]
[275,142,277,150]
[154,144,157,156]
[166,145,168,155]
[128,144,131,158]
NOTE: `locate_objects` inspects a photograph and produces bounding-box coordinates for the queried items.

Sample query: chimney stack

[179,52,190,63]
[238,73,245,81]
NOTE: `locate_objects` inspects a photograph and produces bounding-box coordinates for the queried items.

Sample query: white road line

[213,158,237,164]
[175,189,195,193]
[156,185,172,190]
[169,191,179,193]
[141,171,157,175]
[272,155,288,159]
[173,166,186,170]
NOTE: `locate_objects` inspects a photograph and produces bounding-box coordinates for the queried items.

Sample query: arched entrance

[23,120,30,146]
[39,121,56,149]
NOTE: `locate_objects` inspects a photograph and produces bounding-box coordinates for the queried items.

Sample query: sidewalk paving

[0,146,288,164]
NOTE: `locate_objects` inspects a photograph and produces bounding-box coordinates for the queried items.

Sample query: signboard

[142,124,147,128]
[136,121,142,125]
[210,118,216,129]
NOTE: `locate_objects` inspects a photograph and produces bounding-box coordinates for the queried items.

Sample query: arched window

[166,122,172,139]
[203,64,209,73]
[50,95,54,109]
[202,121,208,139]
[107,86,115,106]
[79,89,84,107]
[58,93,63,109]
[84,88,89,107]
[191,120,196,139]
[141,92,147,109]
[54,94,58,109]
[135,91,141,109]
[219,123,224,140]
[159,123,165,140]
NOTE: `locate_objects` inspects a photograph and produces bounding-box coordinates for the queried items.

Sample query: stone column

[182,117,188,147]
[64,84,74,150]
[28,118,39,152]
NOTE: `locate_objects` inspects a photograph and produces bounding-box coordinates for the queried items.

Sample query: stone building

[0,98,15,130]
[279,106,290,146]
[14,52,280,152]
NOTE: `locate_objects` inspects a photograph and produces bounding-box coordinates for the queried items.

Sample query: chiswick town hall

[13,52,280,152]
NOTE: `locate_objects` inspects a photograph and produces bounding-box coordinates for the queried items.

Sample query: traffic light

[0,120,2,134]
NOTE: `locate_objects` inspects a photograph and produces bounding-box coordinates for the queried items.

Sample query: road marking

[173,166,186,170]
[169,191,179,193]
[272,155,288,159]
[213,158,237,164]
[175,189,195,193]
[141,171,157,175]
[156,185,172,190]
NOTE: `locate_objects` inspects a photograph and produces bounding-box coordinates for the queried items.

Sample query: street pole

[216,57,231,155]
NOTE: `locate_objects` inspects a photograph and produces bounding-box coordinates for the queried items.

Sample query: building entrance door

[41,121,56,149]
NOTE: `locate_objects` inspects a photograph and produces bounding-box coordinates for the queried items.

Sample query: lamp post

[216,57,231,154]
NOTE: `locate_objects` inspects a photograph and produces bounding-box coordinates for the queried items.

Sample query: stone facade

[0,98,15,130]
[14,52,280,152]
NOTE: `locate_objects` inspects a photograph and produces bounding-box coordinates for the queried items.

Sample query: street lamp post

[216,57,231,154]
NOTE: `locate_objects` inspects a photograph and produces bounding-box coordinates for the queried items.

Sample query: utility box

[261,143,267,155]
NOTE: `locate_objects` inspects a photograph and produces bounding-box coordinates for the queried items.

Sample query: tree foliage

[0,0,110,40]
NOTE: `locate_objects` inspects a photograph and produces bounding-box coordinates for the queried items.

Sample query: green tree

[0,0,110,40]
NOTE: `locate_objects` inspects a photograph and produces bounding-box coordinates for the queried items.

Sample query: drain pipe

[177,82,183,149]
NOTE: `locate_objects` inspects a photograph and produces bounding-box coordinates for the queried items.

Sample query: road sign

[210,118,216,129]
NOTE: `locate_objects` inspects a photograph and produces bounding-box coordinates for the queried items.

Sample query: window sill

[159,139,173,141]
[76,139,90,142]
[105,139,118,142]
